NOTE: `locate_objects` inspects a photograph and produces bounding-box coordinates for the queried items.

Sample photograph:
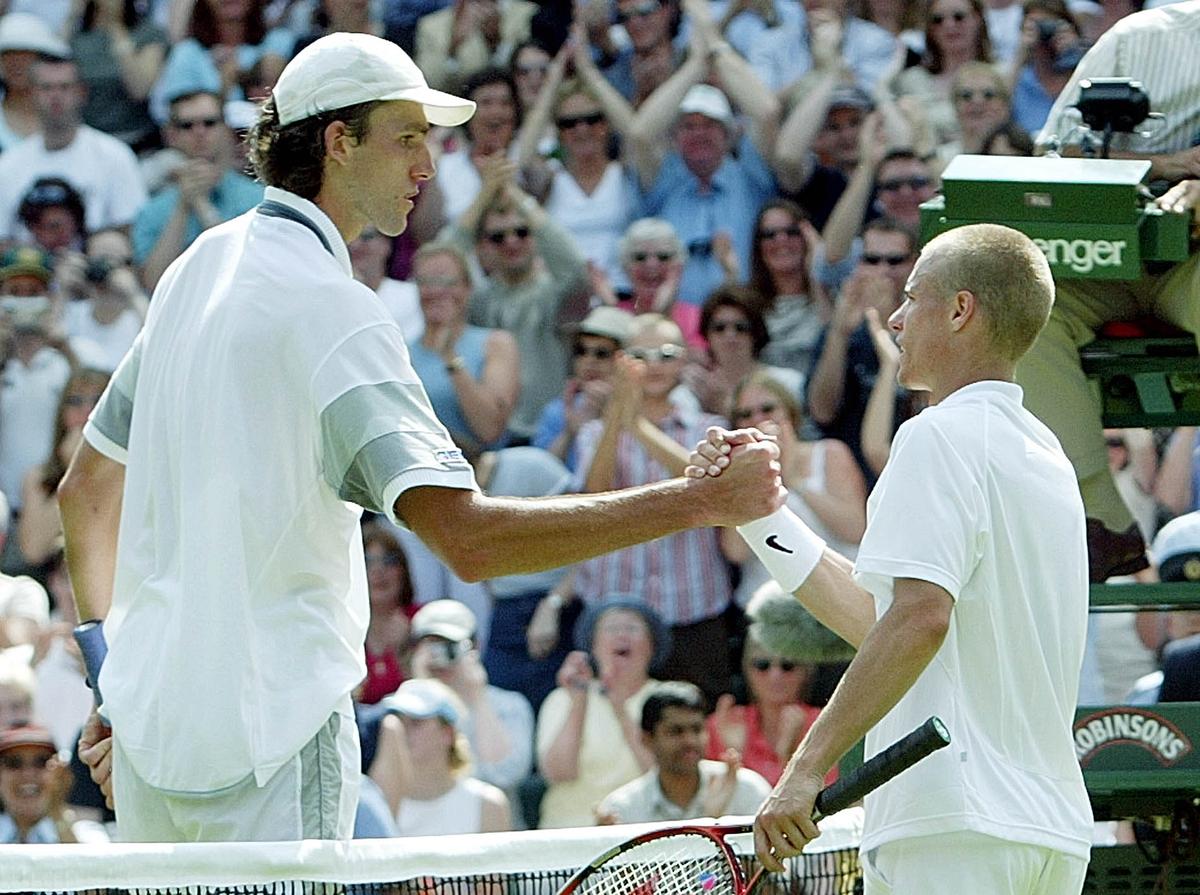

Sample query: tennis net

[0,812,865,895]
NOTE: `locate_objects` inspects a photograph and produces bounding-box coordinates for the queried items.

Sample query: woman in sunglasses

[706,583,851,786]
[513,29,640,291]
[683,285,801,416]
[720,370,867,607]
[360,524,417,706]
[748,199,831,374]
[933,61,1012,170]
[891,0,995,147]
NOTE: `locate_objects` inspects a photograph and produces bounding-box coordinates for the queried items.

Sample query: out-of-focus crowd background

[0,0,1195,847]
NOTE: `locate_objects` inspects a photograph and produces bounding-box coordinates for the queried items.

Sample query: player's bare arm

[396,439,788,582]
[755,577,952,869]
[687,427,877,646]
[59,440,125,622]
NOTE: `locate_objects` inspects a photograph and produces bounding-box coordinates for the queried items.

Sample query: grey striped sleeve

[319,380,475,513]
[87,332,143,455]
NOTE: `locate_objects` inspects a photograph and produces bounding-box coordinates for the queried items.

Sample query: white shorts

[862,831,1088,895]
[113,700,360,842]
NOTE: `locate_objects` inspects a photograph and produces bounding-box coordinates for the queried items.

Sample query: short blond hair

[922,224,1053,361]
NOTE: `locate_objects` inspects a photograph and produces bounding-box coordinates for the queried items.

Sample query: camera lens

[84,258,113,284]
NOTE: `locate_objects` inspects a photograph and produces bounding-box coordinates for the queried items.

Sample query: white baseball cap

[0,13,69,57]
[272,32,476,127]
[677,84,734,128]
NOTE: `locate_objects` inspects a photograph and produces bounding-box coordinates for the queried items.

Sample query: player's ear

[323,120,354,164]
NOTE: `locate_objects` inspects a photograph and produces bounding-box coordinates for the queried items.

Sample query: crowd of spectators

[0,0,1195,841]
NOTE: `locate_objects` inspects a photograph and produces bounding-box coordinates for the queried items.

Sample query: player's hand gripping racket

[556,717,950,895]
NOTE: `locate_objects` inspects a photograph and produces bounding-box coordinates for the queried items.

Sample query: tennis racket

[556,716,951,895]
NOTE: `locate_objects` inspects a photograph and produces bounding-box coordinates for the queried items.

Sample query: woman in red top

[361,525,417,704]
[706,584,848,785]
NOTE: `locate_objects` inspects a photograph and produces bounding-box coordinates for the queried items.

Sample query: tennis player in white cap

[58,33,785,843]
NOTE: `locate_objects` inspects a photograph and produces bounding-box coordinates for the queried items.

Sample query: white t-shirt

[64,302,143,373]
[543,161,639,290]
[0,345,71,509]
[853,381,1092,860]
[598,759,772,824]
[0,126,148,238]
[84,186,478,793]
[376,278,423,342]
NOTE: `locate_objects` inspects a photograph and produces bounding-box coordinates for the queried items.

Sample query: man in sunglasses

[806,217,918,478]
[0,55,146,243]
[444,157,589,446]
[134,90,263,290]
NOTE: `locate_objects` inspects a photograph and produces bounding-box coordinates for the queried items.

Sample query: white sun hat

[272,32,476,128]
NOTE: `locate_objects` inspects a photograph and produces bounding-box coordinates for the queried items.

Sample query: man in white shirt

[0,56,147,240]
[597,681,771,824]
[57,33,785,844]
[692,223,1093,893]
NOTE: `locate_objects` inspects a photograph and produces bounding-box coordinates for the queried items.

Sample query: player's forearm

[788,584,949,778]
[59,443,125,622]
[792,551,876,648]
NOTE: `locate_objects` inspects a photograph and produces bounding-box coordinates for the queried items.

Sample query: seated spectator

[133,89,264,289]
[57,229,147,371]
[17,178,87,256]
[822,147,936,274]
[17,369,109,571]
[585,0,684,106]
[721,371,866,606]
[934,60,1011,169]
[445,163,588,445]
[533,305,635,473]
[806,218,918,477]
[597,680,771,824]
[707,581,852,785]
[0,549,51,649]
[573,314,732,699]
[0,249,72,518]
[415,0,536,94]
[513,42,641,289]
[510,39,551,117]
[349,226,422,340]
[360,524,416,706]
[0,56,148,241]
[376,678,512,834]
[151,0,293,123]
[29,554,94,754]
[747,199,830,376]
[408,241,519,459]
[1007,0,1085,138]
[891,0,995,148]
[536,599,667,828]
[409,599,535,814]
[590,217,703,347]
[0,13,69,150]
[69,0,168,151]
[684,285,802,417]
[747,0,898,95]
[0,724,107,842]
[628,17,781,308]
[434,68,522,222]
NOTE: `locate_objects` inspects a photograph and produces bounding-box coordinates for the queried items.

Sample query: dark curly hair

[247,95,382,200]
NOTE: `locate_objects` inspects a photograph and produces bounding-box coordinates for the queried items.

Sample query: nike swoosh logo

[765,535,794,554]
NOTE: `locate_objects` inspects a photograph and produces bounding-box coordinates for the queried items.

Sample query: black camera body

[1076,78,1152,135]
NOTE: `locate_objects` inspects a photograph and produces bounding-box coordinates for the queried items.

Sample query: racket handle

[73,620,109,721]
[814,716,950,819]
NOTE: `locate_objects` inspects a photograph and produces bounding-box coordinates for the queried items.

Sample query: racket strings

[575,834,738,895]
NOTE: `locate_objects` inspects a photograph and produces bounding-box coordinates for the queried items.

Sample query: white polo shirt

[85,186,477,793]
[852,382,1093,860]
[597,759,772,824]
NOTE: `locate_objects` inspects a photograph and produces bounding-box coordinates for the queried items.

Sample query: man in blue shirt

[132,90,263,289]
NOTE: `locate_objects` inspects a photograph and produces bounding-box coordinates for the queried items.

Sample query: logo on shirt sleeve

[434,449,471,470]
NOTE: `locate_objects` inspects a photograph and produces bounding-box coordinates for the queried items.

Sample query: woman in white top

[372,678,511,836]
[720,371,867,607]
[513,31,640,289]
[535,600,667,829]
